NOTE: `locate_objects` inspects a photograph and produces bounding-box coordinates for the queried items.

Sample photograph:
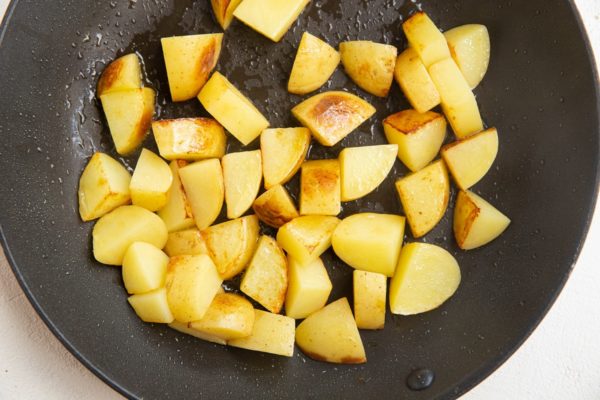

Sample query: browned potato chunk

[339,41,397,97]
[300,159,341,216]
[189,293,255,340]
[211,0,244,30]
[261,127,310,189]
[97,53,141,96]
[252,184,299,228]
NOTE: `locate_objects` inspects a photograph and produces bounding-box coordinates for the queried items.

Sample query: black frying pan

[0,0,598,398]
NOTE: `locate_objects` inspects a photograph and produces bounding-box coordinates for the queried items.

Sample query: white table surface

[0,1,598,399]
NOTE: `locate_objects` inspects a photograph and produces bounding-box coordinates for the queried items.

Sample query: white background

[0,0,598,399]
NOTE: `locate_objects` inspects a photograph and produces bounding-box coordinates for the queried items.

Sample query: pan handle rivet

[406,368,435,391]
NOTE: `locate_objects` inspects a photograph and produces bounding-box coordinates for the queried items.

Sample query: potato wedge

[395,160,449,238]
[161,34,223,102]
[189,293,254,340]
[402,12,450,67]
[168,320,227,345]
[295,298,366,364]
[339,41,397,97]
[261,127,310,189]
[389,243,460,315]
[300,159,341,216]
[157,160,195,232]
[383,109,447,172]
[233,0,310,42]
[353,270,386,330]
[288,32,340,95]
[228,309,295,357]
[276,215,340,266]
[211,0,244,30]
[128,288,174,324]
[152,118,226,161]
[454,190,510,250]
[253,185,299,228]
[292,91,375,146]
[178,159,224,230]
[339,144,398,201]
[164,229,209,257]
[97,53,141,96]
[444,24,490,89]
[394,48,441,113]
[122,242,169,295]
[241,235,288,313]
[285,256,332,319]
[130,149,173,212]
[222,150,262,219]
[78,152,131,222]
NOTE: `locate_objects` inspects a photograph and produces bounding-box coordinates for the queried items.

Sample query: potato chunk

[152,118,226,161]
[189,293,255,340]
[454,190,510,250]
[164,229,208,257]
[353,270,386,330]
[402,12,450,67]
[211,0,244,30]
[128,288,174,323]
[300,159,341,216]
[78,152,131,222]
[157,160,195,232]
[389,243,460,315]
[97,53,141,96]
[285,256,332,319]
[444,24,490,89]
[130,149,173,212]
[261,127,310,189]
[295,298,366,364]
[288,32,340,95]
[228,309,295,357]
[332,213,405,277]
[233,0,310,42]
[339,41,397,97]
[394,48,441,113]
[222,150,262,219]
[168,320,226,345]
[276,215,340,266]
[178,159,224,230]
[383,109,447,172]
[253,185,299,228]
[92,205,168,265]
[241,235,288,313]
[161,34,223,102]
[395,160,449,238]
[122,242,169,294]
[292,91,375,146]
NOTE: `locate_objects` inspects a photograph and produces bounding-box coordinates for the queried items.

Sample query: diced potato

[233,0,310,42]
[253,184,299,228]
[394,48,441,113]
[395,160,449,238]
[295,298,366,364]
[383,109,447,172]
[198,71,269,145]
[428,58,483,138]
[241,235,288,313]
[100,87,155,155]
[339,144,398,201]
[201,215,259,279]
[165,254,223,322]
[444,24,490,89]
[128,288,174,323]
[122,242,169,294]
[332,213,405,277]
[276,215,340,266]
[353,270,386,330]
[389,243,460,315]
[178,159,224,230]
[78,152,131,222]
[164,229,208,257]
[292,91,375,146]
[441,127,498,190]
[211,0,244,30]
[97,53,141,96]
[454,190,510,250]
[288,32,340,95]
[92,205,168,265]
[161,34,223,102]
[339,41,397,97]
[261,127,310,189]
[157,160,195,232]
[228,309,295,357]
[300,159,341,216]
[130,149,173,212]
[402,12,450,67]
[189,293,254,340]
[222,150,262,219]
[285,256,332,319]
[152,118,226,161]
[168,320,227,345]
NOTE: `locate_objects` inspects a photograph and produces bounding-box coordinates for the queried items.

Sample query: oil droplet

[406,368,435,391]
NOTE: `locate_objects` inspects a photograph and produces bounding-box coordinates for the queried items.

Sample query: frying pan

[0,0,598,398]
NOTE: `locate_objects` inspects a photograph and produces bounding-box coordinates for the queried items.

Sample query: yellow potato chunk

[92,205,168,266]
[394,48,441,113]
[261,127,310,189]
[339,144,398,201]
[292,91,375,146]
[122,242,169,294]
[454,190,510,250]
[228,309,295,357]
[383,109,447,172]
[100,87,155,155]
[201,215,259,280]
[165,254,223,322]
[161,34,223,102]
[295,298,366,364]
[441,127,498,190]
[233,0,310,42]
[78,152,131,222]
[189,293,255,340]
[389,243,460,315]
[211,0,244,30]
[178,159,224,230]
[168,320,226,345]
[130,149,173,212]
[300,159,341,216]
[353,270,386,330]
[164,229,209,257]
[198,71,269,145]
[253,184,299,228]
[222,150,262,219]
[402,12,450,67]
[444,24,490,89]
[288,32,340,95]
[395,160,449,238]
[285,256,332,319]
[332,213,405,277]
[152,118,226,161]
[339,41,397,97]
[97,53,141,96]
[128,288,174,324]
[276,215,340,266]
[157,160,195,232]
